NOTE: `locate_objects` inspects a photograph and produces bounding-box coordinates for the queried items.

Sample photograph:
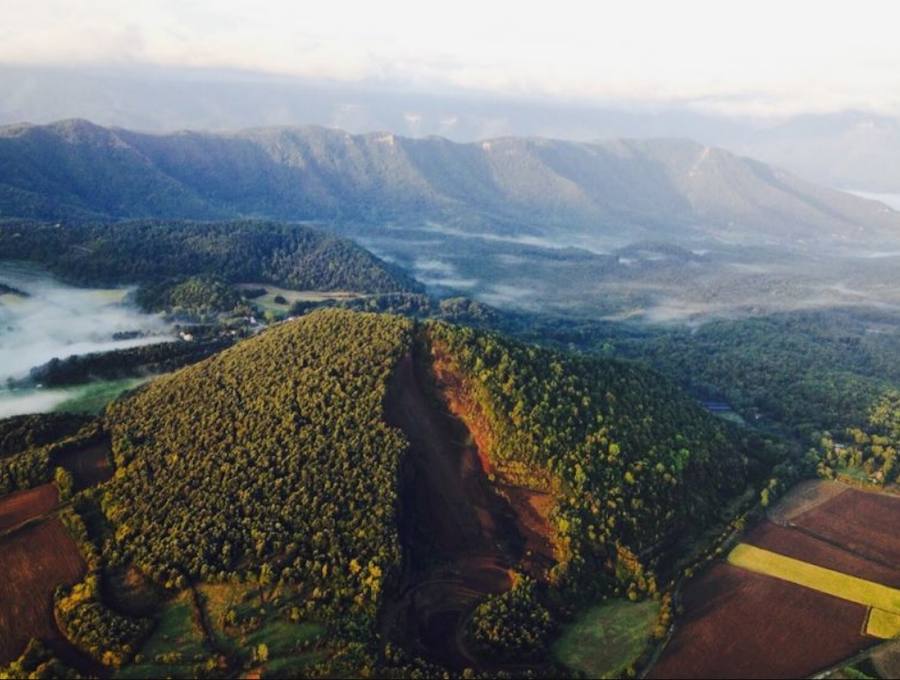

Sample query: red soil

[745,521,900,588]
[789,488,900,567]
[431,344,556,577]
[381,350,553,670]
[652,485,900,679]
[649,562,874,679]
[0,518,86,664]
[0,483,58,533]
[497,484,555,578]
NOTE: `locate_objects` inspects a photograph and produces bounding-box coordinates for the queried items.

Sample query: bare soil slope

[381,351,541,669]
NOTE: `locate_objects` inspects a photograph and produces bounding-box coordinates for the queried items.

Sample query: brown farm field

[649,562,872,679]
[745,522,900,588]
[55,441,112,490]
[651,481,900,678]
[0,483,58,532]
[789,488,900,567]
[0,518,86,664]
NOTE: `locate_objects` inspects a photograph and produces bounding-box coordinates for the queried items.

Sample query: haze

[4,0,900,117]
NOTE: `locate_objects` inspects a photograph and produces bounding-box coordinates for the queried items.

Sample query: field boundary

[728,543,900,614]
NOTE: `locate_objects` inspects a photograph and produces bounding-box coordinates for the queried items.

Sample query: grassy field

[54,377,150,415]
[236,282,362,314]
[728,543,900,614]
[116,590,208,679]
[198,582,326,676]
[552,598,659,678]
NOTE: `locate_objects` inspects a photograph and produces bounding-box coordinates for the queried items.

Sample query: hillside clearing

[552,598,658,678]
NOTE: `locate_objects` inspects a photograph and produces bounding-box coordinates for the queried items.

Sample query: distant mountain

[5,66,900,194]
[731,111,900,195]
[1,119,898,249]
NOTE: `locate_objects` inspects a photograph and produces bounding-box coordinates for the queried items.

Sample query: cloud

[3,0,900,116]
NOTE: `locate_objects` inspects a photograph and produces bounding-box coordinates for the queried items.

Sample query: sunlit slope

[425,321,759,584]
[96,310,764,627]
[103,310,413,619]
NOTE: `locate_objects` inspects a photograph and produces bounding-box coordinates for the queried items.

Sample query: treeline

[612,309,900,439]
[0,282,27,296]
[101,311,413,634]
[0,414,100,495]
[0,413,93,457]
[818,390,900,484]
[0,219,422,294]
[0,640,79,679]
[468,574,554,660]
[134,275,245,316]
[26,337,234,387]
[291,292,502,326]
[55,575,152,668]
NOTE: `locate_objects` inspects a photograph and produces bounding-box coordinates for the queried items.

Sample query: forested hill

[0,219,421,293]
[2,119,899,247]
[99,310,764,610]
[0,308,776,672]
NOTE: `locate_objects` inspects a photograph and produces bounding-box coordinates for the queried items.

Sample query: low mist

[0,262,172,416]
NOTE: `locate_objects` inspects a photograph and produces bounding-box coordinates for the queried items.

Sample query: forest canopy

[0,218,421,294]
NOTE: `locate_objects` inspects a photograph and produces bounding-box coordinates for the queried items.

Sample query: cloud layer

[3,0,900,116]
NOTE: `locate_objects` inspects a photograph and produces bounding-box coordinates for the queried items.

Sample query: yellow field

[727,544,900,614]
[866,608,900,639]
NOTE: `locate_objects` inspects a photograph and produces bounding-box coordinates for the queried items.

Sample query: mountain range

[2,119,899,250]
[5,66,900,195]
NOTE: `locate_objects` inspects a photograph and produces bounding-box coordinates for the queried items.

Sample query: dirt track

[381,351,530,669]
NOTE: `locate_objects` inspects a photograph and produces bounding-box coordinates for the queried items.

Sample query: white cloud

[3,0,900,115]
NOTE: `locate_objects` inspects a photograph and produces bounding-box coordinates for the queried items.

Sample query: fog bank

[0,262,172,415]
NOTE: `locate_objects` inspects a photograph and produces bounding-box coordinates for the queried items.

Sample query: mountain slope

[1,120,898,247]
[102,309,758,602]
[0,309,772,673]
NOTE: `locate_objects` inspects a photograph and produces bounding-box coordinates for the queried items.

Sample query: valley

[0,262,175,417]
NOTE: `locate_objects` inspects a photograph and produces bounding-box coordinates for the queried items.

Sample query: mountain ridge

[1,119,899,248]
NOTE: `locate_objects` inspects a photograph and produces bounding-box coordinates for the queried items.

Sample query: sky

[3,0,900,116]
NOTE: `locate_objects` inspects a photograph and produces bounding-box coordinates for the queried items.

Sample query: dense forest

[134,276,245,316]
[102,311,414,629]
[621,310,900,437]
[0,413,93,457]
[425,321,772,594]
[818,390,900,484]
[0,218,420,295]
